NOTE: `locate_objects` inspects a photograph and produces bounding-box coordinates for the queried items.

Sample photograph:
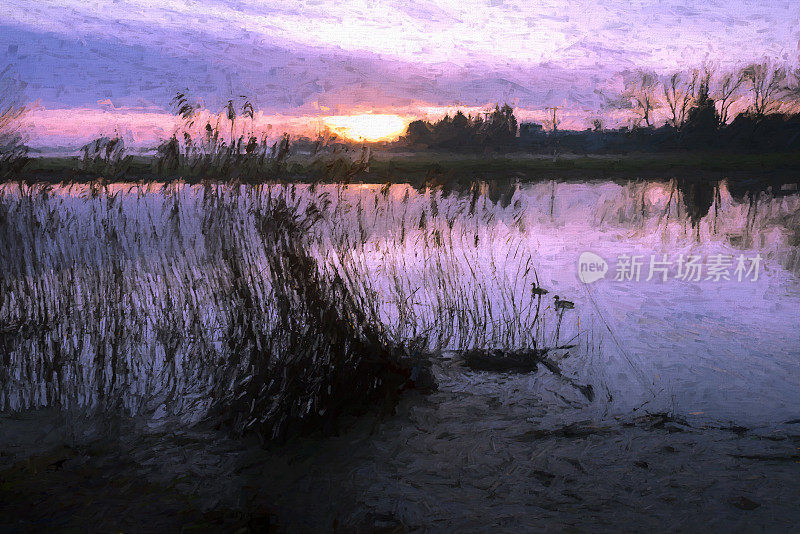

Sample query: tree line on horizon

[398,60,800,153]
[616,61,800,129]
[2,59,800,178]
[401,104,519,150]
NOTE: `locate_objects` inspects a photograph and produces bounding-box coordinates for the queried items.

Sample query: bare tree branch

[714,70,745,125]
[742,61,787,118]
[622,69,660,127]
[663,71,697,129]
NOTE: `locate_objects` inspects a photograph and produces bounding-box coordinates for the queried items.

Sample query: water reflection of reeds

[0,178,797,438]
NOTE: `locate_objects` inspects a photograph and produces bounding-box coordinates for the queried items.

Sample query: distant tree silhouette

[434,111,475,148]
[783,67,800,114]
[714,69,745,125]
[399,104,518,150]
[742,62,787,118]
[663,71,697,130]
[480,104,518,146]
[451,110,470,131]
[682,76,720,147]
[392,63,800,155]
[404,120,433,147]
[622,69,660,127]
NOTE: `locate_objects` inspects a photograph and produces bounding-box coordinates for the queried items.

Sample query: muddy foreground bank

[2,355,799,533]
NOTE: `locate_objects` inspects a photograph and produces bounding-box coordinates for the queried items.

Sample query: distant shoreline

[6,151,800,185]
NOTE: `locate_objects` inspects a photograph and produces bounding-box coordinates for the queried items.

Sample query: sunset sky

[2,0,799,147]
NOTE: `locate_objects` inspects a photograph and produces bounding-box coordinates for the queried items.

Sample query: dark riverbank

[3,359,799,532]
[9,151,800,185]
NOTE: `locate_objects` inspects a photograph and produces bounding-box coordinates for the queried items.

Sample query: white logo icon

[577,252,608,284]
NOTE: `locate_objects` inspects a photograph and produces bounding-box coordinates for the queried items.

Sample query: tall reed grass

[0,180,578,441]
[0,67,29,179]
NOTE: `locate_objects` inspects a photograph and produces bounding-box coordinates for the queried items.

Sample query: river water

[349,178,800,427]
[1,177,799,531]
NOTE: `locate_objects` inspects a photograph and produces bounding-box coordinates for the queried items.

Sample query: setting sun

[322,114,407,142]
